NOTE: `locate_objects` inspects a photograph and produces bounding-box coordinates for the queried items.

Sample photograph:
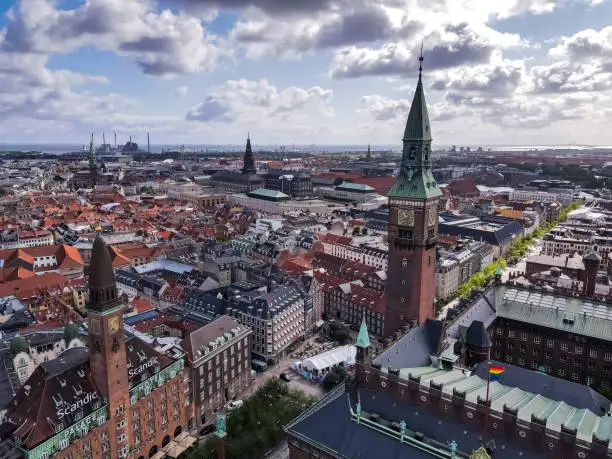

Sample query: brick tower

[384,52,442,337]
[87,234,131,457]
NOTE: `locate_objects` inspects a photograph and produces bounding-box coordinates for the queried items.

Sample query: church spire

[88,133,96,167]
[402,47,431,145]
[242,133,256,174]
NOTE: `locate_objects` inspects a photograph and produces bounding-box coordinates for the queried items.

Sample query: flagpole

[484,360,492,443]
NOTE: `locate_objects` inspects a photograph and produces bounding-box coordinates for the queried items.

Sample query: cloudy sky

[1,0,612,147]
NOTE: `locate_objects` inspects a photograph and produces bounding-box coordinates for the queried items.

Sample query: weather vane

[419,40,424,77]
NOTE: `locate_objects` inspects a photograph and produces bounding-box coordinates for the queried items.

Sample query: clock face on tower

[427,207,436,227]
[397,208,415,227]
[108,316,120,334]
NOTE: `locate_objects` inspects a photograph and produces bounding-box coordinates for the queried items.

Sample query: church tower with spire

[87,234,130,456]
[241,134,256,174]
[88,133,98,187]
[384,50,442,336]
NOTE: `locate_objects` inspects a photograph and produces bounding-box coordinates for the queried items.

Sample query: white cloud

[186,79,334,123]
[2,0,224,77]
[171,86,189,97]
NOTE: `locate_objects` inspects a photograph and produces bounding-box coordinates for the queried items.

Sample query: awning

[178,435,198,449]
[163,441,179,452]
[151,452,166,459]
[166,443,186,458]
[174,432,189,442]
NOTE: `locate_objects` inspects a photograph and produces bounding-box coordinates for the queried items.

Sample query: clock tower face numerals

[427,207,436,227]
[397,208,415,227]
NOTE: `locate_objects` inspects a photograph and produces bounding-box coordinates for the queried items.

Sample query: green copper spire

[388,48,442,200]
[356,317,371,348]
[88,133,96,167]
[402,56,431,142]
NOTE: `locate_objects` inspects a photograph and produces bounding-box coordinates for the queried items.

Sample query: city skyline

[1,0,612,145]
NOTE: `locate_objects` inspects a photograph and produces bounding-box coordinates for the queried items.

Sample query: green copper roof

[495,263,503,276]
[402,77,431,142]
[356,317,371,348]
[388,168,442,199]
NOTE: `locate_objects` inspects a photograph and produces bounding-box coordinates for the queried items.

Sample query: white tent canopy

[299,345,356,374]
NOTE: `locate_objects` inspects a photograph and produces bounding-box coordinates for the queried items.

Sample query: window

[520,333,527,342]
[545,365,552,374]
[496,329,503,336]
[602,379,610,389]
[558,369,566,377]
[560,355,567,362]
[508,330,515,338]
[546,340,554,348]
[545,351,552,360]
[605,352,612,362]
[587,362,596,370]
[589,349,597,358]
[571,372,580,381]
[519,358,526,366]
[561,343,568,351]
[575,346,583,355]
[533,336,541,344]
[532,349,540,356]
[530,361,538,369]
[519,345,526,353]
[586,376,594,386]
[505,354,513,363]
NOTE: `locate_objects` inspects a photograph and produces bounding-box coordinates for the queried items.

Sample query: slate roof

[287,385,544,459]
[212,170,263,184]
[465,320,491,348]
[5,347,103,449]
[3,335,178,450]
[373,319,443,369]
[438,215,523,246]
[180,315,246,361]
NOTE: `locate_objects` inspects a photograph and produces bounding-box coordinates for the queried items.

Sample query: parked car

[280,372,293,382]
[199,425,216,436]
[227,400,244,410]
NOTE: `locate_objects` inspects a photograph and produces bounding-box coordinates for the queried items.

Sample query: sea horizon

[0,142,611,155]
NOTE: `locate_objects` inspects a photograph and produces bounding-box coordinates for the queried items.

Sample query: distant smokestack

[114,133,117,147]
[102,133,106,151]
[147,132,150,153]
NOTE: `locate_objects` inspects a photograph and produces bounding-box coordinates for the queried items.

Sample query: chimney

[583,251,601,297]
[147,132,150,153]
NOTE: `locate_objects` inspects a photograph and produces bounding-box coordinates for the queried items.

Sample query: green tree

[328,321,351,345]
[186,379,315,459]
[322,366,349,391]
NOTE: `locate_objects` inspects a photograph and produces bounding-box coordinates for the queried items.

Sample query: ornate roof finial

[418,41,424,81]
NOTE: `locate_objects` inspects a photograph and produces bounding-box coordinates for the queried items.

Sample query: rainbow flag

[489,365,505,381]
